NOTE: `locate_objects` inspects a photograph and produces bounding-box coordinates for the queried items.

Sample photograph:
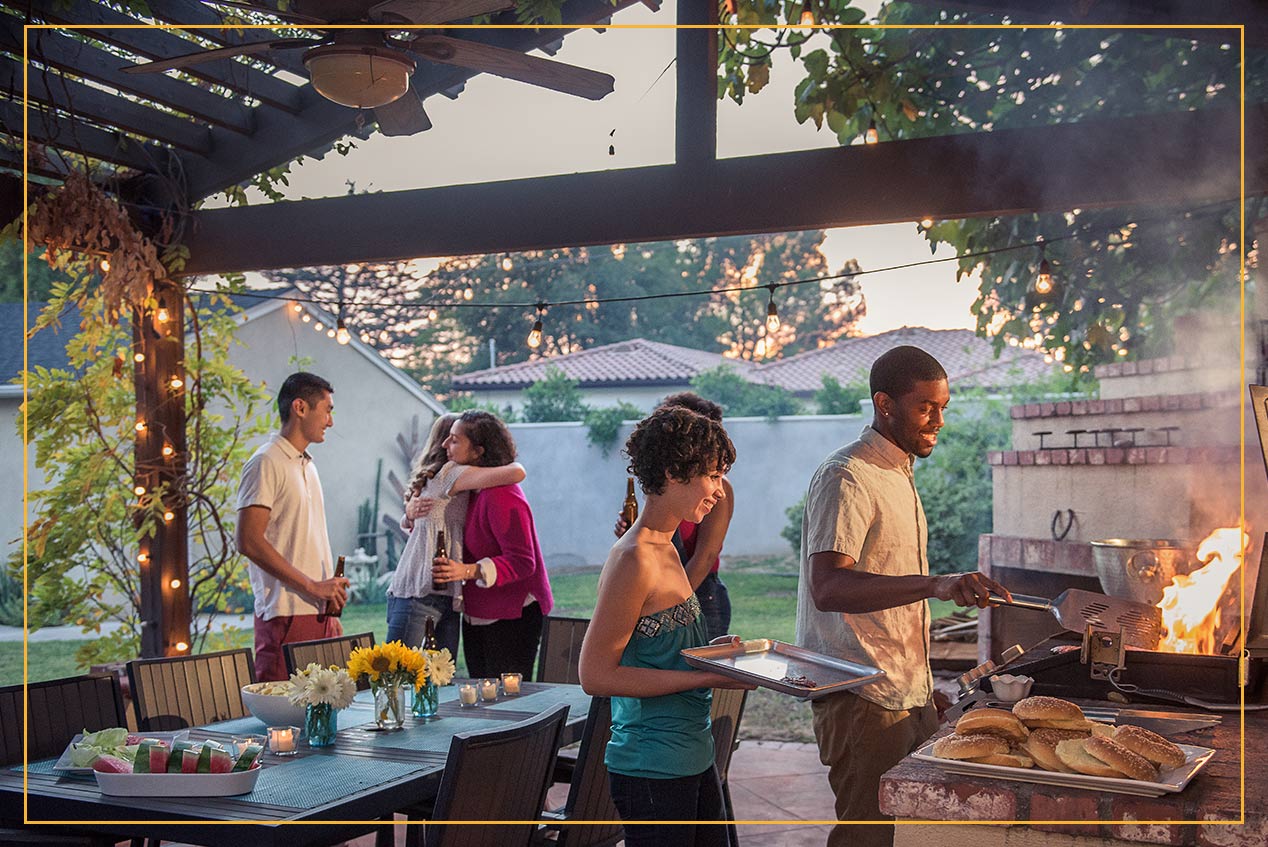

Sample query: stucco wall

[508,414,866,567]
[0,397,43,565]
[470,385,689,416]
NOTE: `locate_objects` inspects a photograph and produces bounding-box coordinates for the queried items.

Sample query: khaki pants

[811,691,939,847]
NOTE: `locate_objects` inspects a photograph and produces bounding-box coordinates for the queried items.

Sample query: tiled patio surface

[352,739,835,846]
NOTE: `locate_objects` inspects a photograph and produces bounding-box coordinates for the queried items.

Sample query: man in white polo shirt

[236,372,350,681]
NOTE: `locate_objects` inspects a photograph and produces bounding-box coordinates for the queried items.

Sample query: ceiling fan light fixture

[304,45,416,109]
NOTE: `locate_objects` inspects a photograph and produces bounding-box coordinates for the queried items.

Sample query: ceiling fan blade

[411,35,614,100]
[369,0,513,24]
[120,38,319,74]
[375,89,433,136]
[201,0,329,24]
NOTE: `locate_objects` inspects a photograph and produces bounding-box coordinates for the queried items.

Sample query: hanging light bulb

[765,285,781,332]
[799,0,815,26]
[314,322,324,332]
[134,485,146,496]
[428,309,439,321]
[163,509,175,522]
[1035,258,1053,295]
[501,255,514,272]
[100,258,111,273]
[155,299,170,323]
[301,313,311,323]
[919,217,934,229]
[162,443,175,458]
[175,641,189,652]
[336,317,351,345]
[463,287,474,301]
[326,329,336,338]
[292,302,303,313]
[135,420,147,433]
[864,118,879,145]
[169,578,182,589]
[169,374,183,390]
[137,551,150,565]
[527,305,545,349]
[133,352,145,363]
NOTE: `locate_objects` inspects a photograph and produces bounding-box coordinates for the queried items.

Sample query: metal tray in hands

[681,639,886,699]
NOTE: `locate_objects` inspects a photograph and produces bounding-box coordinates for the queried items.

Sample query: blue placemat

[484,686,589,715]
[9,758,90,778]
[342,715,504,753]
[244,756,430,808]
[204,706,373,737]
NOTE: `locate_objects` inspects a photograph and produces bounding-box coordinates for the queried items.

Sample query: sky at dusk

[257,0,980,335]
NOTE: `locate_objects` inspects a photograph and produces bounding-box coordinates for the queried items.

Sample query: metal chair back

[416,703,570,847]
[710,686,748,839]
[127,648,255,732]
[0,673,126,766]
[284,631,376,690]
[535,616,589,684]
[547,696,622,847]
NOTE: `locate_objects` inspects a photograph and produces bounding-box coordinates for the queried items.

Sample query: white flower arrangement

[287,662,357,710]
[425,648,456,687]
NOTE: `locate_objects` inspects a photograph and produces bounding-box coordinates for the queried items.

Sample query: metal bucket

[1090,539,1196,606]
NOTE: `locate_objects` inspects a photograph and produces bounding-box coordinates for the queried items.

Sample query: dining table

[0,680,592,847]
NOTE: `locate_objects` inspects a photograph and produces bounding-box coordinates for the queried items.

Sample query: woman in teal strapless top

[579,407,754,847]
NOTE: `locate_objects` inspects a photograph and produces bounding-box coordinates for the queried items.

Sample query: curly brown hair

[624,406,736,496]
[660,391,723,421]
[457,410,517,467]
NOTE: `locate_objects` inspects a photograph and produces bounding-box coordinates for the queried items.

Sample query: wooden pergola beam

[182,103,1263,275]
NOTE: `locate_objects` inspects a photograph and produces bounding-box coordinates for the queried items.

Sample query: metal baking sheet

[681,639,885,699]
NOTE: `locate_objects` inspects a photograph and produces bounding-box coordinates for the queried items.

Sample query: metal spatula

[988,589,1162,648]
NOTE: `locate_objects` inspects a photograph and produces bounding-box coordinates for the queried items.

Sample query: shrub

[583,402,644,455]
[690,365,801,419]
[522,366,589,422]
[814,375,869,415]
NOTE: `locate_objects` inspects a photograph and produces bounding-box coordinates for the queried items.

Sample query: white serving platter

[94,766,261,797]
[911,741,1216,798]
[52,730,190,774]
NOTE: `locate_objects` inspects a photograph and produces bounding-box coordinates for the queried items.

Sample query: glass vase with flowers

[287,662,356,747]
[413,646,456,719]
[348,641,426,730]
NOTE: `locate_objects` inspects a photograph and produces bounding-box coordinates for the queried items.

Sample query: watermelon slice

[167,740,194,773]
[195,742,215,773]
[208,748,234,774]
[232,743,263,772]
[91,754,133,773]
[180,748,200,774]
[133,740,170,773]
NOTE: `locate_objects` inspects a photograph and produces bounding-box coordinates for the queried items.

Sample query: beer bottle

[320,555,346,621]
[423,616,439,654]
[432,530,447,593]
[622,477,639,527]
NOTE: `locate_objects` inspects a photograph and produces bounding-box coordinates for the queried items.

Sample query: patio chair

[536,616,589,684]
[533,697,622,847]
[0,673,129,846]
[127,648,254,732]
[407,703,569,847]
[711,686,749,843]
[284,631,376,690]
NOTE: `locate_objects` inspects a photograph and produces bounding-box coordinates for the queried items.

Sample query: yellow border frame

[22,18,1247,831]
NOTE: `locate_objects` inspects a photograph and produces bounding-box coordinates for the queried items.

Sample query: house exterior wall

[0,397,46,565]
[508,414,866,567]
[228,307,439,560]
[468,385,687,416]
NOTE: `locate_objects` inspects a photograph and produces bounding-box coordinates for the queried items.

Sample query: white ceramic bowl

[989,673,1034,703]
[240,682,306,727]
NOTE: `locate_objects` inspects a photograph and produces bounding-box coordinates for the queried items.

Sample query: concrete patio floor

[353,739,835,847]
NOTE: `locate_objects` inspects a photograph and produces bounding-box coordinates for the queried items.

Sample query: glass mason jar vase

[305,702,337,747]
[373,680,407,730]
[413,679,439,719]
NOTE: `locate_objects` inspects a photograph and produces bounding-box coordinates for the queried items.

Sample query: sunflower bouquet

[348,641,426,729]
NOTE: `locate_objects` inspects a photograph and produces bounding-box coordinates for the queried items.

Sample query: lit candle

[458,683,478,706]
[479,679,498,701]
[268,725,296,755]
[501,672,522,695]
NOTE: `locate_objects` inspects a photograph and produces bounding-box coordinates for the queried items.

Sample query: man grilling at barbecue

[795,345,1012,847]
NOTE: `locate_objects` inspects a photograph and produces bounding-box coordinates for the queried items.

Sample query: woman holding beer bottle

[387,413,526,657]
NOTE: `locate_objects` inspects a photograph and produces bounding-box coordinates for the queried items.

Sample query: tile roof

[753,326,1057,394]
[451,338,757,389]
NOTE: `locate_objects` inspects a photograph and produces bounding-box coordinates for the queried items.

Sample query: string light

[135,420,147,433]
[169,578,182,589]
[527,304,545,349]
[1035,244,1054,296]
[134,485,146,496]
[137,552,149,564]
[428,309,438,321]
[314,322,324,331]
[163,509,175,522]
[100,258,110,272]
[301,313,311,323]
[798,0,815,26]
[864,118,879,145]
[501,255,514,272]
[175,641,189,652]
[155,299,170,323]
[162,443,175,458]
[292,302,303,313]
[133,352,145,363]
[336,316,351,345]
[326,328,336,339]
[463,287,474,301]
[919,217,934,229]
[765,284,781,332]
[169,374,183,390]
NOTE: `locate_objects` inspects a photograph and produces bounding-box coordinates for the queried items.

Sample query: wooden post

[675,0,718,166]
[133,280,191,658]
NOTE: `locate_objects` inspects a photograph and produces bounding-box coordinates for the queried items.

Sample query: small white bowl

[989,673,1034,703]
[241,682,306,727]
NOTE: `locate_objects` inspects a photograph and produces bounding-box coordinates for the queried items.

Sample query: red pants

[253,613,342,681]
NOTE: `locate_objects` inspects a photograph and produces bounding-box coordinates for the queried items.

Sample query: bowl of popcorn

[241,681,306,728]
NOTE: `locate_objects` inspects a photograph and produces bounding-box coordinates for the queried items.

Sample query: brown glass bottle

[622,477,639,527]
[423,616,439,653]
[432,530,447,593]
[319,555,346,621]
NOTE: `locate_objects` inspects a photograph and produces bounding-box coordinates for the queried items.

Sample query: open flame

[1155,526,1248,654]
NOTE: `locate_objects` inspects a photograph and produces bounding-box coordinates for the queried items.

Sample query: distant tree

[814,375,869,415]
[521,366,588,422]
[0,240,66,303]
[690,365,801,419]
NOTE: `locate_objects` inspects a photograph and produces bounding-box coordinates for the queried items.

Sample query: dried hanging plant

[25,171,167,316]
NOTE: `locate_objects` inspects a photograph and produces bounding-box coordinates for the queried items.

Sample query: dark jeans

[461,601,543,679]
[609,765,732,847]
[697,573,731,642]
[386,594,460,657]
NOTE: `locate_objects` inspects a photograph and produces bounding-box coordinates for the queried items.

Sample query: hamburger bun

[1084,735,1160,782]
[1112,725,1187,771]
[1012,696,1085,727]
[1022,718,1101,732]
[1055,738,1123,778]
[970,751,1035,768]
[1022,728,1088,773]
[955,709,1030,742]
[932,734,1009,761]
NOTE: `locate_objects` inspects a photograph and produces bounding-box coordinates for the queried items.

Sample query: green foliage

[15,268,270,666]
[521,366,588,422]
[583,402,644,455]
[690,365,801,419]
[781,496,806,555]
[0,569,28,627]
[814,374,868,415]
[446,393,520,422]
[0,239,70,303]
[719,7,1265,371]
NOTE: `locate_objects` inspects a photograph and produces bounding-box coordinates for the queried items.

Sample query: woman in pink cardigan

[432,410,554,678]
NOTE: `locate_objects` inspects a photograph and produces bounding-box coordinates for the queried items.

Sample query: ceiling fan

[120,0,617,136]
